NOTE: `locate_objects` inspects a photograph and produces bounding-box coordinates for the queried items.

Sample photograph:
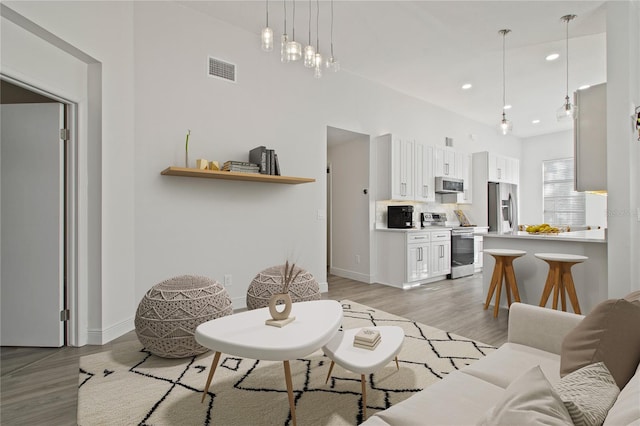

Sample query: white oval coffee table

[322,326,405,419]
[195,299,343,426]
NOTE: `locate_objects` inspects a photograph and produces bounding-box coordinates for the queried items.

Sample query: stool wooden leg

[504,260,521,304]
[552,264,561,310]
[395,356,399,370]
[505,273,512,307]
[484,259,502,310]
[325,360,335,384]
[493,259,504,318]
[562,263,582,314]
[539,265,555,307]
[560,278,567,311]
[361,374,367,419]
[201,351,222,403]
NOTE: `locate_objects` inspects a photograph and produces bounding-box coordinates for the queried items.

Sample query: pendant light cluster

[498,29,512,135]
[261,0,339,78]
[557,14,577,121]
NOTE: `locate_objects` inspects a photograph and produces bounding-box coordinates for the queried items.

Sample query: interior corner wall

[4,1,137,344]
[328,136,371,283]
[606,0,640,295]
[519,130,573,225]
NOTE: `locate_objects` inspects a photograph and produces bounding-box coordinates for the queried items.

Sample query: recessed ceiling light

[532,119,541,124]
[503,104,512,110]
[461,83,472,90]
[546,53,560,61]
[578,84,591,90]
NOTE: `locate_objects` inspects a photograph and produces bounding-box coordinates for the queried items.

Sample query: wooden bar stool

[535,253,588,314]
[483,249,526,318]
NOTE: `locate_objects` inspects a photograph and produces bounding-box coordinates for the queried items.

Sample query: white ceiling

[182,1,607,139]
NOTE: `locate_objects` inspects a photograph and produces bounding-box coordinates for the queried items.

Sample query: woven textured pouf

[135,275,233,358]
[246,265,320,310]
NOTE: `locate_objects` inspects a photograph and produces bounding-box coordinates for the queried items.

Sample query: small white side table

[322,326,405,419]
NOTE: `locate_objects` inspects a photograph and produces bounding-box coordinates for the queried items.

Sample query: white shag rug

[78,300,495,425]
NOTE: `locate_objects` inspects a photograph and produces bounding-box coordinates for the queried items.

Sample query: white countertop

[484,229,606,243]
[376,226,452,232]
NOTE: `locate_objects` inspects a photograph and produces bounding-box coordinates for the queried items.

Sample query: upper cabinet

[376,134,414,200]
[414,141,435,202]
[574,83,606,192]
[456,153,473,204]
[486,152,519,185]
[434,147,458,178]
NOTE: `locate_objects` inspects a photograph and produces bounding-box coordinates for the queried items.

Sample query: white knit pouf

[135,275,232,358]
[246,265,320,310]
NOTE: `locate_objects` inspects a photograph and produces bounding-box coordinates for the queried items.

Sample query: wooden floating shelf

[161,166,316,185]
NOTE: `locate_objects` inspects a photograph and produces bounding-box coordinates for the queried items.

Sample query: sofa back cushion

[560,298,640,389]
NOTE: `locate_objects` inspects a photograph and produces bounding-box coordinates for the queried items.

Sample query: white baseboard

[329,267,372,283]
[87,317,135,345]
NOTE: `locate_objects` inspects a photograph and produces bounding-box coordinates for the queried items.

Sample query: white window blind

[543,158,585,225]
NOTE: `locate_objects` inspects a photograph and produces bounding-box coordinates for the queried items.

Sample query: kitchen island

[483,229,607,314]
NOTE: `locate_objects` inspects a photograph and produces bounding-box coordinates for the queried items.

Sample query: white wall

[606,0,640,295]
[328,135,370,282]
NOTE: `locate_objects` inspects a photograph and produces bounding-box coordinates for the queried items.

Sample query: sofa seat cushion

[461,342,561,389]
[604,362,640,426]
[364,370,504,426]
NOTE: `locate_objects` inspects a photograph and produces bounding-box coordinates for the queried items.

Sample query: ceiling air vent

[208,56,236,83]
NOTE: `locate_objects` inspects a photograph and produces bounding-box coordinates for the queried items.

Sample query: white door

[1,103,65,347]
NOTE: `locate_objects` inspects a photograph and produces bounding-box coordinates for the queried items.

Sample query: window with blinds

[543,158,585,225]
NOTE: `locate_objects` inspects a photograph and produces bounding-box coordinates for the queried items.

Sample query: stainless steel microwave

[435,176,464,193]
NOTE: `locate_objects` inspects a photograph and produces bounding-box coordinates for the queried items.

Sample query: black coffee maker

[387,205,414,228]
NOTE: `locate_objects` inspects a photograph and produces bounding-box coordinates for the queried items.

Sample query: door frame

[1,74,79,346]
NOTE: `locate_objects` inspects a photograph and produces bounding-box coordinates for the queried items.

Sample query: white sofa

[363,303,640,425]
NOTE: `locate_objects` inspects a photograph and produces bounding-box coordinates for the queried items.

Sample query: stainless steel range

[449,227,475,279]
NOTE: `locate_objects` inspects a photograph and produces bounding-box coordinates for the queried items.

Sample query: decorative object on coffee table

[247,263,320,310]
[266,261,301,327]
[135,275,233,358]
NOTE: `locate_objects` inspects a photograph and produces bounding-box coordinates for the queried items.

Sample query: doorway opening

[1,77,76,347]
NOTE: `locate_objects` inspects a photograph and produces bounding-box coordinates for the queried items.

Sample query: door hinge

[60,309,70,322]
[60,129,70,141]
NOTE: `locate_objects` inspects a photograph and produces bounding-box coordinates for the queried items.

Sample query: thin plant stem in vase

[184,129,191,168]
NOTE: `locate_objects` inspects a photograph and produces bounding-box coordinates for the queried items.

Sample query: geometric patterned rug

[78,300,495,425]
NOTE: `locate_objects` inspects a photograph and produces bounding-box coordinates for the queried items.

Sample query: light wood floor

[1,273,508,425]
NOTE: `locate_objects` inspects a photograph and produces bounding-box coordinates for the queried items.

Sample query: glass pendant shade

[280,34,289,62]
[326,56,340,72]
[500,113,513,135]
[557,96,576,120]
[303,45,315,67]
[261,27,274,51]
[286,40,302,61]
[314,52,323,78]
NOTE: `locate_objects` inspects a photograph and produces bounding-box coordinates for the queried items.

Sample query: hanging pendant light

[557,14,577,121]
[261,0,273,51]
[314,0,323,78]
[286,0,302,61]
[499,29,512,135]
[280,0,289,62]
[325,0,339,72]
[303,0,315,67]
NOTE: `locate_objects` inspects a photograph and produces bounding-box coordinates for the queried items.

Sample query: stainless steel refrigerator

[488,182,518,233]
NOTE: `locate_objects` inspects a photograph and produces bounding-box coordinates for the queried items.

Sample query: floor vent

[208,57,236,83]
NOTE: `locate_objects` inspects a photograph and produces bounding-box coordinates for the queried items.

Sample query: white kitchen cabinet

[430,231,451,276]
[376,229,451,289]
[483,152,519,185]
[414,142,435,202]
[456,153,473,204]
[407,233,430,282]
[574,83,606,192]
[434,147,457,178]
[473,227,488,272]
[375,134,414,200]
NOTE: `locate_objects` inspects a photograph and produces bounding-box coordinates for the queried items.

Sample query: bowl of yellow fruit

[524,224,562,234]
